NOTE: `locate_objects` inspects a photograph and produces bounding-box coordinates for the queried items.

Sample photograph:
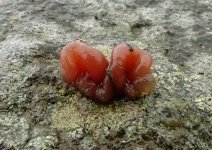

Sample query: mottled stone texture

[0,0,211,149]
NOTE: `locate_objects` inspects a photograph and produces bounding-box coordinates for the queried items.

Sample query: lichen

[52,93,150,137]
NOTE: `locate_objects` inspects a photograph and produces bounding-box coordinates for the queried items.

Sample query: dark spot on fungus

[126,43,134,52]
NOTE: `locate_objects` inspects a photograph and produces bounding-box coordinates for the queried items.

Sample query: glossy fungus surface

[60,41,155,102]
[60,41,113,102]
[109,44,155,98]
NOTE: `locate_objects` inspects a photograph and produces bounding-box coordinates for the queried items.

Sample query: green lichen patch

[52,93,150,136]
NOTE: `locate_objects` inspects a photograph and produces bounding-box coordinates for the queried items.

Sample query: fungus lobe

[109,44,155,98]
[60,41,113,102]
[60,41,155,102]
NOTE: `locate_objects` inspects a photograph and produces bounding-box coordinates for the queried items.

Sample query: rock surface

[0,0,211,149]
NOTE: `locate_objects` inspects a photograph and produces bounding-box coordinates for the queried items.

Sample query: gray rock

[0,0,211,149]
[0,113,29,149]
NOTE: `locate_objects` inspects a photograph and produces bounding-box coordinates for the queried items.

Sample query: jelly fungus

[60,41,113,102]
[60,41,155,102]
[109,44,156,98]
